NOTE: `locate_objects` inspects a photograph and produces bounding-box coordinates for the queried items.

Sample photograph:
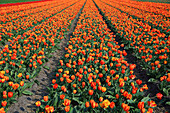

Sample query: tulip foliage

[0,0,85,112]
[93,0,169,101]
[36,0,157,112]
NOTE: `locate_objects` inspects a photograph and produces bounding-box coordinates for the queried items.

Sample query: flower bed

[36,0,156,112]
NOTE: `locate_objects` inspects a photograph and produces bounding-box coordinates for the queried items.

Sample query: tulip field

[0,0,169,113]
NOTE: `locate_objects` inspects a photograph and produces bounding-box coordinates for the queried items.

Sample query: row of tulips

[100,0,170,36]
[36,0,157,112]
[0,0,54,15]
[0,0,86,112]
[122,0,170,11]
[0,0,78,44]
[107,0,170,18]
[0,0,63,22]
[94,0,169,105]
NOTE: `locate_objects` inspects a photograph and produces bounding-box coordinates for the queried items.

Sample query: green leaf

[165,101,170,105]
[48,55,53,58]
[56,46,61,50]
[73,106,78,113]
[73,97,82,104]
[21,82,34,91]
[26,72,30,75]
[53,96,58,106]
[40,104,45,109]
[108,91,113,95]
[102,70,106,74]
[127,99,135,104]
[141,97,150,103]
[69,107,74,113]
[105,95,115,99]
[43,66,50,70]
[34,80,40,86]
[29,82,34,88]
[93,109,100,112]
[4,63,9,70]
[22,90,33,96]
[47,87,51,92]
[32,70,36,76]
[163,88,169,96]
[148,78,158,83]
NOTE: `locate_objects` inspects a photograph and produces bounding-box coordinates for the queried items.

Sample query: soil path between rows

[7,5,82,113]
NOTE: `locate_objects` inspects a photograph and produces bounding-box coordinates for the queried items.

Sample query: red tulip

[60,94,65,100]
[64,99,71,106]
[136,79,142,85]
[156,93,163,100]
[110,102,115,108]
[85,101,90,108]
[138,102,144,109]
[129,64,136,70]
[53,84,58,89]
[65,106,70,112]
[8,92,13,98]
[1,101,7,107]
[100,60,105,65]
[89,90,94,95]
[44,96,48,102]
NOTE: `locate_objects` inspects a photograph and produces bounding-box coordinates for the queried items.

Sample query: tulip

[100,99,110,108]
[101,87,106,92]
[110,102,115,108]
[35,101,41,107]
[138,102,144,109]
[148,100,157,107]
[44,96,48,102]
[89,90,94,95]
[60,94,65,100]
[1,101,7,107]
[8,92,13,98]
[20,81,24,86]
[100,60,105,65]
[156,93,163,100]
[85,101,90,108]
[53,84,58,89]
[65,106,70,112]
[99,97,103,102]
[136,79,142,85]
[129,64,136,70]
[64,99,71,106]
[116,94,119,99]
